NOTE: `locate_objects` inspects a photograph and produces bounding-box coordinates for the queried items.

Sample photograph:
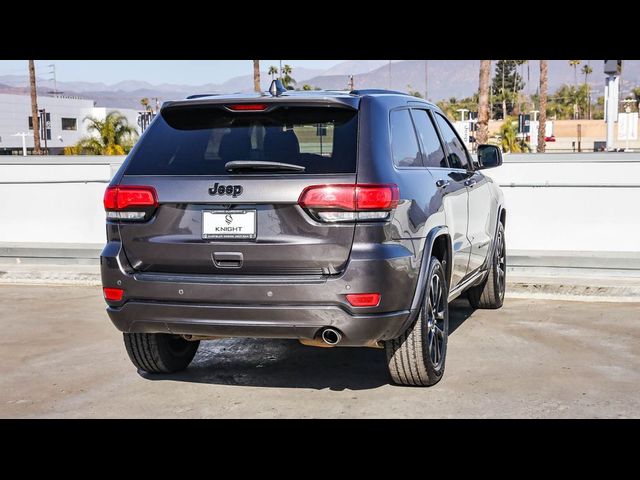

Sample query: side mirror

[476,144,503,169]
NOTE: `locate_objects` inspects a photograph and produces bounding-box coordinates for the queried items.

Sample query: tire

[385,256,449,387]
[467,221,506,309]
[123,333,199,374]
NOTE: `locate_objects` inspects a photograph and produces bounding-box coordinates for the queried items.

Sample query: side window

[390,109,422,168]
[410,109,447,168]
[434,113,471,170]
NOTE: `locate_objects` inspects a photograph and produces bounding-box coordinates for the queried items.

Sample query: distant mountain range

[1,60,638,110]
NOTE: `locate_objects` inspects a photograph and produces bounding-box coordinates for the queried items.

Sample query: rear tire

[467,221,506,309]
[385,256,449,387]
[123,333,199,374]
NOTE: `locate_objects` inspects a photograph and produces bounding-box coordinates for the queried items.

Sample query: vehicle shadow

[142,298,477,391]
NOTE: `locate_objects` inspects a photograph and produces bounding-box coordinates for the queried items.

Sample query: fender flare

[393,226,450,338]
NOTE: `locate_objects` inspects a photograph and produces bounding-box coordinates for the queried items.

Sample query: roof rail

[350,89,408,96]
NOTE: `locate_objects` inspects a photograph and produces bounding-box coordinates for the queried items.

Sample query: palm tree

[140,97,151,112]
[281,64,296,89]
[75,111,138,155]
[500,117,522,153]
[28,60,42,155]
[477,60,491,144]
[537,60,548,153]
[569,60,581,86]
[253,60,261,93]
[268,65,278,81]
[582,64,593,119]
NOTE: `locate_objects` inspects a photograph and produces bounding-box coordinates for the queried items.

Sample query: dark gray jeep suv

[101,85,506,386]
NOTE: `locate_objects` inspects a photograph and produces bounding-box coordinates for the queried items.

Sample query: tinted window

[390,109,421,168]
[410,109,447,168]
[434,113,470,170]
[61,118,77,131]
[125,106,357,175]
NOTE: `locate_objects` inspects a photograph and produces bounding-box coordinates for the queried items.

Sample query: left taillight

[103,186,158,221]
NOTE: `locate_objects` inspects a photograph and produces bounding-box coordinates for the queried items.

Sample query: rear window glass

[125,105,358,175]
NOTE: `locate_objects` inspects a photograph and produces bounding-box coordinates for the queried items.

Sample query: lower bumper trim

[107,301,410,347]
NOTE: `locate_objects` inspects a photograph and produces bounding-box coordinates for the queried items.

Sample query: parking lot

[1,284,638,418]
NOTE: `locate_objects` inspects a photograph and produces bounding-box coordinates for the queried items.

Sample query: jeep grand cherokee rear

[101,87,506,387]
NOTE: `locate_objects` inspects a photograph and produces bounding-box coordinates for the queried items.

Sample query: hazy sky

[0,60,344,85]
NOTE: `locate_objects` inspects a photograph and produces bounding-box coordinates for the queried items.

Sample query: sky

[0,60,344,85]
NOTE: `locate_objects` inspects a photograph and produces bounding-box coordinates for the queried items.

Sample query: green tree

[547,84,590,119]
[140,97,151,112]
[407,84,423,98]
[74,111,138,155]
[582,64,593,118]
[281,64,296,89]
[268,65,278,80]
[491,60,526,118]
[569,60,581,86]
[436,94,479,121]
[499,117,529,153]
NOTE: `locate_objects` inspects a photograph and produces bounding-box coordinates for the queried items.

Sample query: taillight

[103,186,158,221]
[298,184,398,222]
[346,293,381,307]
[103,287,124,301]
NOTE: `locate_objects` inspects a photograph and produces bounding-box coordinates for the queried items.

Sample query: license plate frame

[202,210,257,240]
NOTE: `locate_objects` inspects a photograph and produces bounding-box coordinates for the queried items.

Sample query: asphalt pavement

[1,284,638,418]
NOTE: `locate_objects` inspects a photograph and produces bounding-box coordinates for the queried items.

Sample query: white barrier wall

[0,154,639,257]
[0,158,116,244]
[487,155,640,253]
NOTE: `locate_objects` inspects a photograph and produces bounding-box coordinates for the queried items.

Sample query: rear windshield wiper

[224,161,306,172]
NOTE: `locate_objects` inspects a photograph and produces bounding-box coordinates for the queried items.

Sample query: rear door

[116,102,359,276]
[430,111,473,286]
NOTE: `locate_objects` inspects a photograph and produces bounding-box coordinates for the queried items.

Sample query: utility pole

[279,60,283,79]
[424,60,428,100]
[28,60,42,155]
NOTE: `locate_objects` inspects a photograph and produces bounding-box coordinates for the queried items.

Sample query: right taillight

[103,186,158,221]
[298,184,399,222]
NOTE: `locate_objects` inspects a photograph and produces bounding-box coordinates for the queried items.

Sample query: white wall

[0,154,639,258]
[487,156,640,253]
[0,158,115,244]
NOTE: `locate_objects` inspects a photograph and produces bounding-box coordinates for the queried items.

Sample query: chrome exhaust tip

[321,328,342,345]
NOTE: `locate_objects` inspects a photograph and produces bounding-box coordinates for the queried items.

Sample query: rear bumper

[107,302,410,346]
[101,239,421,346]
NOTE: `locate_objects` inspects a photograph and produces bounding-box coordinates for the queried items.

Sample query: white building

[0,93,142,155]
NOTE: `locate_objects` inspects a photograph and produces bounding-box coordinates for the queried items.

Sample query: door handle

[464,178,477,187]
[435,179,450,189]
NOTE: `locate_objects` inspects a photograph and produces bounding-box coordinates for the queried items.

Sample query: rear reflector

[227,103,268,111]
[346,293,381,307]
[104,186,157,210]
[103,287,124,301]
[298,184,399,211]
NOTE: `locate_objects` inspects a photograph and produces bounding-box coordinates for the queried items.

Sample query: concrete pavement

[1,284,638,418]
